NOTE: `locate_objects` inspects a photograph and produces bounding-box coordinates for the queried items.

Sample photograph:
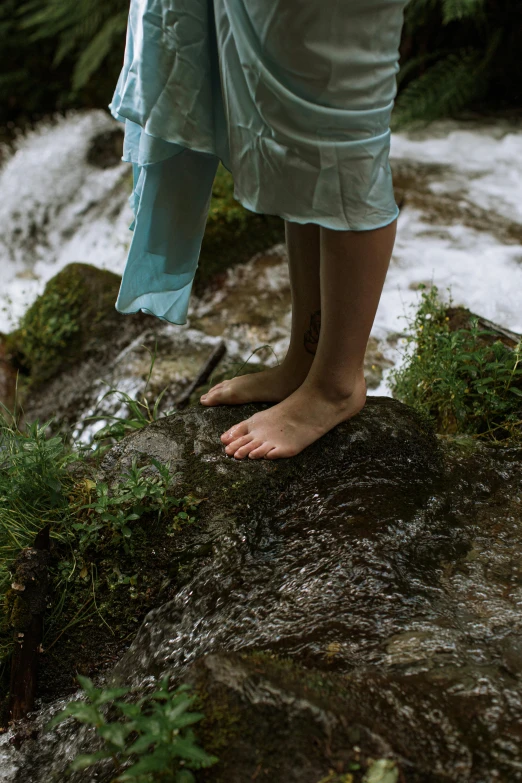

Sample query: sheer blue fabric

[109,0,407,325]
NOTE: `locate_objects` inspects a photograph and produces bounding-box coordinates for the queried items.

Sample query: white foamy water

[0,110,133,331]
[0,111,521,396]
[372,119,522,394]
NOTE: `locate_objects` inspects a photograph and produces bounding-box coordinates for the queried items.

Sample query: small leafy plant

[0,417,75,592]
[0,407,201,665]
[86,342,174,457]
[389,285,522,440]
[47,674,218,782]
[73,457,200,552]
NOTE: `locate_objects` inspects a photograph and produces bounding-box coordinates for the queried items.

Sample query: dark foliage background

[0,0,521,130]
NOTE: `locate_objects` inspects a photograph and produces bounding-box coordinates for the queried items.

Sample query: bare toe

[221,421,249,443]
[248,442,274,459]
[200,383,222,404]
[225,433,254,455]
[234,439,262,459]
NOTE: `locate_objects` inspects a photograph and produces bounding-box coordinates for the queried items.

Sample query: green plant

[74,457,200,553]
[0,417,76,591]
[393,0,521,128]
[18,0,128,94]
[0,400,201,667]
[47,674,218,782]
[388,285,522,440]
[86,343,173,455]
[0,413,80,660]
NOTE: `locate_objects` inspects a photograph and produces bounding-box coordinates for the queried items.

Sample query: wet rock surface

[3,400,522,781]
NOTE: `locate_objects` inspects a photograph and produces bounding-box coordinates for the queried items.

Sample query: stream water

[1,111,521,395]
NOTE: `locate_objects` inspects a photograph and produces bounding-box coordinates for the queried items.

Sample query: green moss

[195,683,242,760]
[195,163,285,294]
[6,593,32,630]
[6,263,122,387]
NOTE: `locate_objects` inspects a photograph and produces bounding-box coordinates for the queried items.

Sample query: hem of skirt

[109,103,400,231]
[110,103,400,232]
[115,303,188,327]
[109,102,234,175]
[229,194,401,232]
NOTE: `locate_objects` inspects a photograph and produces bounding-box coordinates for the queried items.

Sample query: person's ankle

[304,368,366,403]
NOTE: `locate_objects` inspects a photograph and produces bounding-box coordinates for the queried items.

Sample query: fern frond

[396,49,448,87]
[392,48,486,129]
[72,11,128,91]
[442,0,485,24]
[403,0,440,32]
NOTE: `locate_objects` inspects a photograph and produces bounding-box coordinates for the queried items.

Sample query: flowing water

[1,403,521,781]
[1,112,522,394]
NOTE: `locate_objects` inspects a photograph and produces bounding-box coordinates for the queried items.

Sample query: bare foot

[220,372,367,460]
[200,360,312,406]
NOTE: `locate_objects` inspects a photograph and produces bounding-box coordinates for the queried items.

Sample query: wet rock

[3,263,236,440]
[97,408,520,782]
[187,651,488,783]
[67,323,230,443]
[445,306,522,349]
[98,395,441,491]
[86,129,124,169]
[3,404,522,781]
[4,263,152,430]
[6,262,128,386]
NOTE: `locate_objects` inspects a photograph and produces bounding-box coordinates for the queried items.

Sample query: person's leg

[200,219,321,405]
[220,218,397,459]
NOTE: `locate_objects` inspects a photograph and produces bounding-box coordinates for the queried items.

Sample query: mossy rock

[187,651,453,783]
[6,263,122,388]
[195,162,285,295]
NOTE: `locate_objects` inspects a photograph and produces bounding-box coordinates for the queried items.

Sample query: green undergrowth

[389,285,522,441]
[195,162,285,295]
[0,399,204,724]
[47,674,217,782]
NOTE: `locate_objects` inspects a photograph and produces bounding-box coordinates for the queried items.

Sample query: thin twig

[176,340,227,409]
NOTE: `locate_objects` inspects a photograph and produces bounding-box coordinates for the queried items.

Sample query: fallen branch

[175,340,227,410]
[446,306,521,348]
[8,525,50,723]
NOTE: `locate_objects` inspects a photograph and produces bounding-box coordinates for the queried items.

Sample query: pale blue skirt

[109,0,407,325]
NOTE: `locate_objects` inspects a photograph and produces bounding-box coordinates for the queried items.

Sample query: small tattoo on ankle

[304,309,321,355]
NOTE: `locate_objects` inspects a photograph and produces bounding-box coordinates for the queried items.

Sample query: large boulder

[3,395,522,783]
[2,263,233,438]
[99,401,521,782]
